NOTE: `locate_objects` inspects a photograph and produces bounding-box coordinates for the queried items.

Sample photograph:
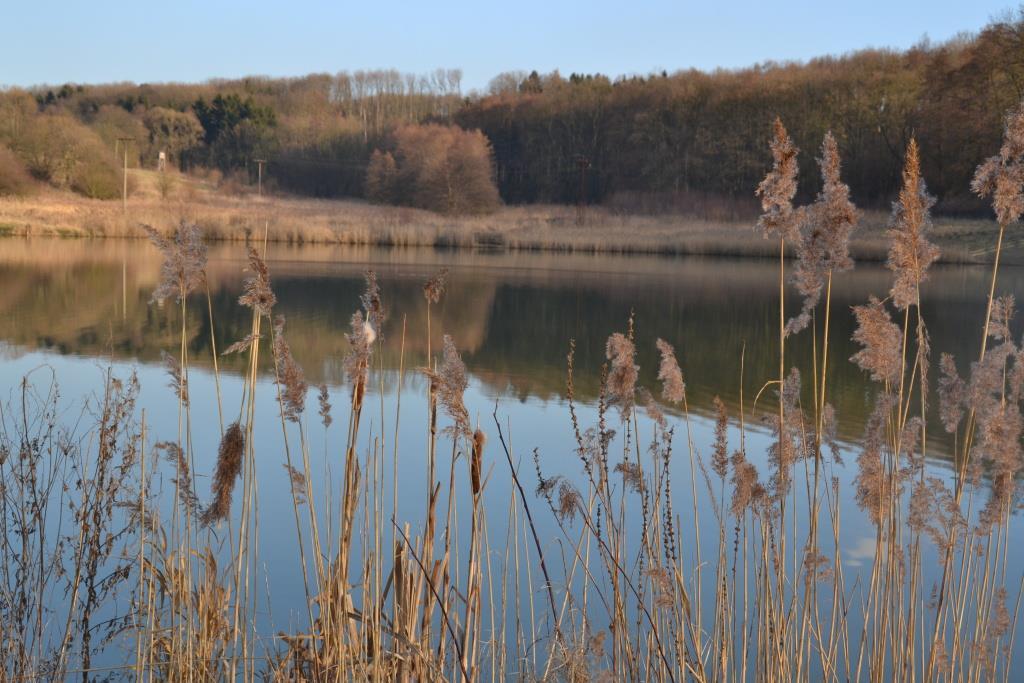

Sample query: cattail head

[238,247,276,316]
[851,296,903,386]
[605,332,638,418]
[972,101,1024,227]
[887,139,940,311]
[201,422,245,526]
[787,132,859,335]
[423,267,449,304]
[143,221,208,304]
[711,396,729,479]
[272,315,308,423]
[471,429,486,495]
[756,118,802,243]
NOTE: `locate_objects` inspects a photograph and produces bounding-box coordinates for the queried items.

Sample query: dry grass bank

[0,169,1009,262]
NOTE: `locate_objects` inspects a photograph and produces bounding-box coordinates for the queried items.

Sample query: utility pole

[575,154,590,226]
[117,137,135,212]
[254,159,266,197]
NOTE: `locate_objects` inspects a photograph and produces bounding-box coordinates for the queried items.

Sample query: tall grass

[2,103,1024,682]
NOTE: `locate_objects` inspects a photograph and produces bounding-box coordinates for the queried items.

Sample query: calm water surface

[1,238,1022,674]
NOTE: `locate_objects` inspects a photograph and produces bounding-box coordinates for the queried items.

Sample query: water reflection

[0,238,1017,460]
[3,238,1024,675]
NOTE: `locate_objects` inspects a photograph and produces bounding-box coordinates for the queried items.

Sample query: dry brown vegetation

[0,170,1011,262]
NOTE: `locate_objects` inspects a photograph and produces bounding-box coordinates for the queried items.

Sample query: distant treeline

[1,11,1023,215]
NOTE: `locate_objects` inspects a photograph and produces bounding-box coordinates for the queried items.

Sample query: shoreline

[0,180,1010,264]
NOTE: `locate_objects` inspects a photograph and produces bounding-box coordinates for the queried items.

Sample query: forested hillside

[1,11,1022,215]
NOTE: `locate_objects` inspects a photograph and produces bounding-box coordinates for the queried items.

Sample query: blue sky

[1,1,1017,92]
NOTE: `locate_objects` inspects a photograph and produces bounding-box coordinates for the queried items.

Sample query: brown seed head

[655,338,685,405]
[887,139,940,311]
[972,101,1024,226]
[273,315,308,423]
[201,422,245,526]
[238,247,277,316]
[143,221,208,304]
[605,332,638,418]
[711,396,729,479]
[756,118,802,243]
[787,132,859,335]
[851,296,903,385]
[423,267,449,304]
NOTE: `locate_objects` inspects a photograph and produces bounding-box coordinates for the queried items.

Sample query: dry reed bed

[0,177,1003,262]
[3,103,1024,682]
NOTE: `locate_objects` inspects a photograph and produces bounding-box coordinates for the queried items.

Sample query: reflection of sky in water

[3,241,1024,673]
[5,343,1022,673]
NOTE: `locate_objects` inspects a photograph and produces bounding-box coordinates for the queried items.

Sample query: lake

[1,237,1021,679]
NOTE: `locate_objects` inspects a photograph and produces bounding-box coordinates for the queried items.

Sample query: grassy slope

[0,168,1011,262]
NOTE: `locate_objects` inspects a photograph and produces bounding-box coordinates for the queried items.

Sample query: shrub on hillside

[14,114,122,199]
[0,145,34,196]
[366,123,500,215]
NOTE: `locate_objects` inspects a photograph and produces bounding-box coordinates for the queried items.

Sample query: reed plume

[430,335,470,438]
[853,394,897,524]
[639,387,667,430]
[317,384,332,428]
[766,367,807,499]
[238,246,277,316]
[423,267,449,304]
[972,100,1024,227]
[156,440,200,516]
[938,353,966,433]
[361,270,386,333]
[343,310,372,406]
[142,221,207,304]
[283,464,308,505]
[850,296,903,385]
[272,315,308,423]
[201,422,245,526]
[787,132,859,335]
[755,118,802,242]
[162,351,189,407]
[729,448,764,517]
[221,333,260,356]
[655,338,685,405]
[887,139,940,310]
[605,332,638,417]
[951,296,1024,531]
